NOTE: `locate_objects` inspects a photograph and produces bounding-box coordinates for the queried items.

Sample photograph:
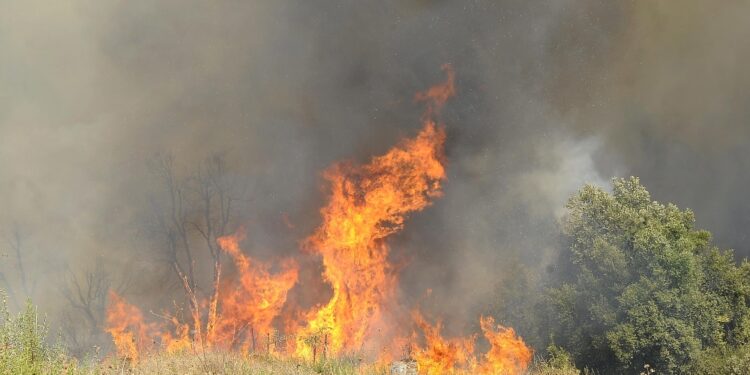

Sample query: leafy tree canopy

[546,177,750,374]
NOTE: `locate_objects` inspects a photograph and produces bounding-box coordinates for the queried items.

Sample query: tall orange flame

[293,66,453,358]
[213,228,298,352]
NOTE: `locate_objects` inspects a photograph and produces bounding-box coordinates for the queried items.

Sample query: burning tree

[105,153,301,358]
[147,154,237,349]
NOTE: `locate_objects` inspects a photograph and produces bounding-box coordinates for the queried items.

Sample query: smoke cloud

[1,0,747,349]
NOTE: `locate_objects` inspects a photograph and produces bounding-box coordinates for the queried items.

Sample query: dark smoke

[1,0,748,350]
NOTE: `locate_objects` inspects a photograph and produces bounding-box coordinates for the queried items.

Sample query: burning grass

[0,290,576,374]
[96,66,533,374]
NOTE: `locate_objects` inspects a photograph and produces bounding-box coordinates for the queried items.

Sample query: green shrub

[0,293,75,374]
[543,178,750,374]
[693,345,750,375]
[527,345,589,375]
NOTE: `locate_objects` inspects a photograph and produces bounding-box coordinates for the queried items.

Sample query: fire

[213,228,298,352]
[104,65,535,372]
[105,291,153,362]
[414,64,456,120]
[410,311,476,374]
[411,313,532,375]
[478,316,533,374]
[293,65,452,358]
[105,229,298,358]
[159,317,192,354]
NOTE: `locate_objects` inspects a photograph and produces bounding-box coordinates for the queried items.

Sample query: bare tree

[190,155,235,345]
[9,226,31,297]
[147,153,240,348]
[60,255,133,356]
[0,224,36,308]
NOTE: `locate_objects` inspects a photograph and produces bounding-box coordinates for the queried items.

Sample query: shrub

[0,293,74,374]
[544,178,750,374]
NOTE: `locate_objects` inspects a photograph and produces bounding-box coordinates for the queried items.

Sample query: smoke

[1,0,748,350]
[549,1,750,255]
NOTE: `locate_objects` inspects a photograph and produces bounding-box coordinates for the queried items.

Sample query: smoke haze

[1,0,748,349]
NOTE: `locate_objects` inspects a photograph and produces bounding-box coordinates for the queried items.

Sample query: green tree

[545,177,750,374]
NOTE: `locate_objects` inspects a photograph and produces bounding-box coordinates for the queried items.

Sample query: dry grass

[88,352,389,375]
[83,351,583,375]
[102,352,312,375]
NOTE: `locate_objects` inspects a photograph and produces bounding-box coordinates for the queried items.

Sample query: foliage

[526,345,584,375]
[544,177,750,374]
[0,293,76,374]
[693,344,750,375]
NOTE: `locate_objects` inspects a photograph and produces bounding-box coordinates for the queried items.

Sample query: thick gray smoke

[1,0,748,351]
